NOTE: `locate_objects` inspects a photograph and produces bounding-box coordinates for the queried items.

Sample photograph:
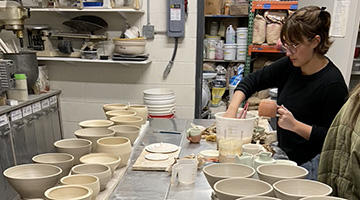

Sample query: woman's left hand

[277,105,297,132]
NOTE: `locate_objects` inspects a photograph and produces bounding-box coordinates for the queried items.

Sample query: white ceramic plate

[145,143,179,153]
[145,153,169,161]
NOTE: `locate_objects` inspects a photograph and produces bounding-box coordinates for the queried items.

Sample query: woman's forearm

[223,90,246,118]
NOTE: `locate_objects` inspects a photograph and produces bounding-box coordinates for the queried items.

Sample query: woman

[318,83,360,199]
[224,6,348,178]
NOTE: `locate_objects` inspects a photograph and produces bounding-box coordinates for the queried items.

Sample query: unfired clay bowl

[32,153,74,178]
[300,197,348,200]
[60,174,100,200]
[54,138,92,165]
[257,164,308,184]
[110,116,143,128]
[71,163,112,191]
[80,153,121,174]
[102,103,128,112]
[127,104,148,124]
[203,163,255,189]
[3,163,62,199]
[237,196,281,200]
[214,177,274,200]
[105,110,137,119]
[74,128,115,152]
[45,184,93,200]
[79,119,114,129]
[108,125,140,145]
[273,179,333,200]
[96,136,132,167]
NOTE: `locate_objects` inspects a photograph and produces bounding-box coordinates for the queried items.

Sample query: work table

[110,118,216,200]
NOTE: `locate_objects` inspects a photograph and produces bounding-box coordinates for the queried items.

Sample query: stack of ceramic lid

[143,88,175,118]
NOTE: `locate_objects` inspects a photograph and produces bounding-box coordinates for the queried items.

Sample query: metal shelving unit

[245,0,298,75]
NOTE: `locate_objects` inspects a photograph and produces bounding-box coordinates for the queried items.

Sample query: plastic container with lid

[225,25,235,44]
[7,74,28,102]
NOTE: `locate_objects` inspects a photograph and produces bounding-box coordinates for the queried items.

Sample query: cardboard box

[229,3,248,16]
[205,0,223,15]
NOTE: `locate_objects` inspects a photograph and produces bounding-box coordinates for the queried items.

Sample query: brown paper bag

[205,0,223,15]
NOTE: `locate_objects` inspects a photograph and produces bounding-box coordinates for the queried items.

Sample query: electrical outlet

[143,24,155,39]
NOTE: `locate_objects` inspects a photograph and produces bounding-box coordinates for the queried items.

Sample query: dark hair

[280,6,333,54]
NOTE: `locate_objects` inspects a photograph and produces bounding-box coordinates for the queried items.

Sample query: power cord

[163,37,179,79]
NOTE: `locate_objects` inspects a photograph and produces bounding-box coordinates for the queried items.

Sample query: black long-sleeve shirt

[236,56,348,165]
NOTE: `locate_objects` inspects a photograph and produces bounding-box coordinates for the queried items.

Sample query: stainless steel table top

[109,118,216,200]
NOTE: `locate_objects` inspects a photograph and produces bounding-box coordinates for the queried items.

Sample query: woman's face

[284,36,318,67]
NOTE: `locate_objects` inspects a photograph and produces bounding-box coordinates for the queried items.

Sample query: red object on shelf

[252,1,298,12]
[248,44,285,55]
[355,47,360,58]
[148,114,175,119]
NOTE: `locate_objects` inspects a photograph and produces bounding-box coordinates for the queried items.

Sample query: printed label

[49,96,57,105]
[42,99,50,108]
[22,105,33,117]
[11,110,22,121]
[32,102,41,113]
[0,115,8,127]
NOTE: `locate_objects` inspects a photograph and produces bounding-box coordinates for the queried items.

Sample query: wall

[1,0,198,138]
[298,0,360,86]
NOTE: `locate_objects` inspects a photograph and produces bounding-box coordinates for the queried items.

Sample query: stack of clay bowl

[143,88,176,118]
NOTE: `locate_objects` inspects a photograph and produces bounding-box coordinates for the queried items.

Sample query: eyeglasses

[282,43,302,54]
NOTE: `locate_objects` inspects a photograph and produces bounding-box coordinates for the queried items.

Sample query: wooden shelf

[252,1,298,12]
[205,15,248,18]
[37,57,151,65]
[30,7,144,13]
[248,44,285,54]
[351,71,360,75]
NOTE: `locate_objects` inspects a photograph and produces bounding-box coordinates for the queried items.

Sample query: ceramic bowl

[60,174,100,200]
[71,163,112,191]
[242,143,263,155]
[96,136,132,167]
[203,163,255,189]
[32,153,74,178]
[54,138,92,165]
[110,116,143,128]
[102,103,128,112]
[127,105,148,124]
[300,197,347,200]
[257,164,308,185]
[74,128,115,152]
[237,196,281,200]
[79,119,114,129]
[45,185,93,200]
[273,179,333,200]
[214,177,274,200]
[108,125,140,145]
[143,88,175,97]
[105,110,137,119]
[80,153,121,174]
[275,159,297,166]
[3,163,62,199]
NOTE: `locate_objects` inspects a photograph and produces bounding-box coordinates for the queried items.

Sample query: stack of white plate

[143,88,176,118]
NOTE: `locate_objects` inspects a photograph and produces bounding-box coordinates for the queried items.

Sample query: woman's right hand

[223,108,237,118]
[223,90,246,118]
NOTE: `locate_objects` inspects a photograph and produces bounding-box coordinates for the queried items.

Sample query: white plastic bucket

[237,44,247,60]
[236,27,248,45]
[224,44,237,60]
[215,111,256,144]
